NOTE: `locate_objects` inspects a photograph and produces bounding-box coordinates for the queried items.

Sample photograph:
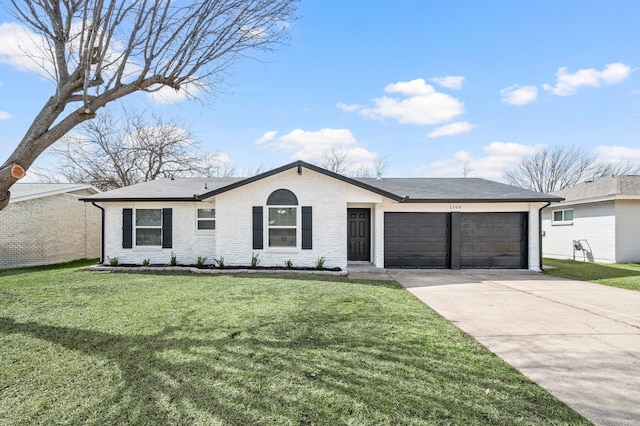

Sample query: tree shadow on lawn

[0,311,584,425]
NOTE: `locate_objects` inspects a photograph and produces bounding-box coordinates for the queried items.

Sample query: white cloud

[336,102,362,112]
[543,62,632,96]
[426,121,475,138]
[255,127,378,170]
[146,80,205,104]
[594,145,640,162]
[413,142,545,179]
[0,22,54,78]
[500,85,538,105]
[0,111,11,120]
[255,130,278,144]
[340,78,465,125]
[431,75,465,90]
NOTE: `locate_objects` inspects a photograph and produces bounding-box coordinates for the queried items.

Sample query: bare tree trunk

[0,0,297,209]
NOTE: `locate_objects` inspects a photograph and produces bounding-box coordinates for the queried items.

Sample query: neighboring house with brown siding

[542,175,640,263]
[0,183,101,269]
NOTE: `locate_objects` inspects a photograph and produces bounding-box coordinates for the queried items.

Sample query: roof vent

[202,183,208,190]
[170,175,175,181]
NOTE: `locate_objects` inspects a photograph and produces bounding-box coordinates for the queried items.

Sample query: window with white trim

[197,208,216,230]
[266,189,299,248]
[268,207,297,247]
[135,208,162,245]
[552,208,573,224]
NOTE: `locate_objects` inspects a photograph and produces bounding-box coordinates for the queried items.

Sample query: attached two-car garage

[384,212,528,269]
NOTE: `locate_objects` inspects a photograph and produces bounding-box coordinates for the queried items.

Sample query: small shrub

[108,257,119,266]
[170,253,177,266]
[196,256,207,267]
[142,259,150,266]
[214,257,225,269]
[284,259,293,269]
[250,253,260,269]
[315,256,326,270]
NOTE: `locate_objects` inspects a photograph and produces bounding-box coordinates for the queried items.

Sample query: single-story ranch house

[82,161,561,271]
[1,183,101,269]
[542,175,640,263]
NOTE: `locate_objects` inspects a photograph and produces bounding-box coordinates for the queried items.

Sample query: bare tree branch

[41,109,236,191]
[0,0,298,209]
[320,147,354,175]
[503,146,640,192]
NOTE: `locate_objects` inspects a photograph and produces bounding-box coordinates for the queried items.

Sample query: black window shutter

[302,206,312,250]
[252,206,263,249]
[122,208,133,249]
[162,208,173,249]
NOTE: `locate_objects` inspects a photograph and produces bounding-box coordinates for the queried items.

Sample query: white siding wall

[542,201,616,263]
[615,200,640,263]
[102,201,216,265]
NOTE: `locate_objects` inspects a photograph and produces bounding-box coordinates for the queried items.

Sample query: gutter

[538,201,551,271]
[91,202,105,264]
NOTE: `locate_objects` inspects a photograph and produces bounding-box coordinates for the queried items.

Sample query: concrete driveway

[388,269,640,426]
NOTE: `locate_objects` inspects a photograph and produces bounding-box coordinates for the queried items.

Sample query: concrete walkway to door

[388,269,640,426]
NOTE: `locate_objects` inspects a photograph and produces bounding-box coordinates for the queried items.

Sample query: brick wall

[102,201,217,266]
[0,193,101,269]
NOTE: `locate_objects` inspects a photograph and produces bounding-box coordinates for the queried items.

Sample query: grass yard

[544,258,640,291]
[0,261,588,425]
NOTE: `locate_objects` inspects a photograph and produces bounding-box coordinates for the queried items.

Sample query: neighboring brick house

[82,161,560,271]
[0,183,101,269]
[542,175,640,263]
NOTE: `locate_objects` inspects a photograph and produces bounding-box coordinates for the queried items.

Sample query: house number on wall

[450,205,462,210]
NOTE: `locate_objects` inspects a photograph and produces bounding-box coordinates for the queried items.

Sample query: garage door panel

[384,213,450,269]
[460,213,526,269]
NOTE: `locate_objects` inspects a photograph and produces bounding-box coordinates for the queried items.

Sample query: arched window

[267,189,298,247]
[267,189,298,206]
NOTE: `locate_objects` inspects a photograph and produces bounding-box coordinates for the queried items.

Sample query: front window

[197,208,216,230]
[552,209,573,224]
[266,189,299,248]
[136,209,162,245]
[268,207,297,247]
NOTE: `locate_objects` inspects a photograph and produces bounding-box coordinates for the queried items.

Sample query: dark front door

[348,208,370,261]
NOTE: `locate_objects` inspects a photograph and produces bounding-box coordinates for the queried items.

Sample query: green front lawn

[0,262,588,425]
[543,258,640,291]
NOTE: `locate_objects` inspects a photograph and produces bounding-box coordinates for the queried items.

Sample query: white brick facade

[0,192,100,269]
[99,167,546,271]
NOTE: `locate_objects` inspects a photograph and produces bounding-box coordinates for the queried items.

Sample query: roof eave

[80,197,200,202]
[197,160,405,202]
[403,197,563,203]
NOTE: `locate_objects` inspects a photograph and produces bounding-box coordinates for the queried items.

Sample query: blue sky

[1,1,640,180]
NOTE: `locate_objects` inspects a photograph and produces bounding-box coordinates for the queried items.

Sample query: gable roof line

[12,183,100,203]
[196,160,405,202]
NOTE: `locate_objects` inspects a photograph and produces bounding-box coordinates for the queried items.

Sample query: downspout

[538,202,551,271]
[91,202,105,264]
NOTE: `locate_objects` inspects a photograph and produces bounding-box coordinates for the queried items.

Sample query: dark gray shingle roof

[356,177,561,202]
[82,161,561,203]
[81,178,243,201]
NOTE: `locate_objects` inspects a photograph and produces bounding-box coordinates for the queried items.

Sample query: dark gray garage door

[460,213,527,269]
[384,213,450,268]
[383,212,528,269]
